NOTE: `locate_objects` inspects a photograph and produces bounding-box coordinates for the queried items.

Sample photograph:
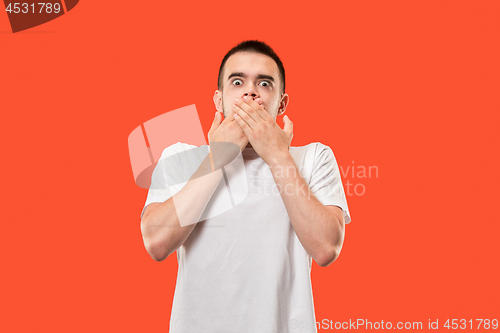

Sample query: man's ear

[277,93,290,116]
[213,90,223,113]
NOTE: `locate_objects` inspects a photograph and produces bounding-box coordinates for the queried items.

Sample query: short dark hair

[217,40,285,94]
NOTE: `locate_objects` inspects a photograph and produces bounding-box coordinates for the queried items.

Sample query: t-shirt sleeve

[309,143,352,224]
[140,143,185,219]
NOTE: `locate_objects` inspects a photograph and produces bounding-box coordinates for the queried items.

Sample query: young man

[140,40,351,332]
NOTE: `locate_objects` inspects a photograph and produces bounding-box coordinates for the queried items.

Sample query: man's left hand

[232,96,293,166]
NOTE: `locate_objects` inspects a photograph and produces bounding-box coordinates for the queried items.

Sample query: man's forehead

[224,52,279,79]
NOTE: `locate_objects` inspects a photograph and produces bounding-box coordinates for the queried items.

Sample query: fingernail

[235,98,239,102]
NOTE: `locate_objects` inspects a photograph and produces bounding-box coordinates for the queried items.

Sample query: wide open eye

[232,79,243,86]
[259,81,271,87]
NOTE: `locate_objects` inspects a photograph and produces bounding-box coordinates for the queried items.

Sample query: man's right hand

[208,110,248,151]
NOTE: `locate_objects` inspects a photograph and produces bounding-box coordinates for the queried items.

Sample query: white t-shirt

[141,142,351,333]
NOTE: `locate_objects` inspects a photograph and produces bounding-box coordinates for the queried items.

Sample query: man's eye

[232,79,243,86]
[259,81,270,87]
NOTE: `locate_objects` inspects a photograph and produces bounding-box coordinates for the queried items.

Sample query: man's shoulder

[289,142,340,175]
[290,142,330,151]
[159,142,208,160]
[290,142,333,159]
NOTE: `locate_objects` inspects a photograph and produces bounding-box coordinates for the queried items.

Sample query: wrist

[209,142,241,170]
[266,149,293,169]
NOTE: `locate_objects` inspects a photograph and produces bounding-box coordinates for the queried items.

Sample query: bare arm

[268,153,345,267]
[232,96,345,267]
[140,157,224,261]
[140,111,248,261]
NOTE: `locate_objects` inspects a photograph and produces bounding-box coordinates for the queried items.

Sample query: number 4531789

[444,319,498,329]
[5,3,62,14]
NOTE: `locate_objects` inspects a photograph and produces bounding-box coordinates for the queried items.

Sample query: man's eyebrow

[228,72,246,80]
[256,74,275,82]
[227,73,275,82]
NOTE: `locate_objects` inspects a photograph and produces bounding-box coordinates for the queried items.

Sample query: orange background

[1,1,499,331]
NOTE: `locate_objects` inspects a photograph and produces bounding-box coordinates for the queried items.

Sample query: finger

[234,97,260,123]
[233,103,258,130]
[245,97,271,121]
[283,115,293,136]
[232,104,254,130]
[209,111,222,133]
[234,113,253,137]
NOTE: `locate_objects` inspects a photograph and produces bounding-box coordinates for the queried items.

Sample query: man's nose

[243,89,258,99]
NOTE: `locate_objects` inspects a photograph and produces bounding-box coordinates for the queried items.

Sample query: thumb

[209,111,222,133]
[283,115,293,136]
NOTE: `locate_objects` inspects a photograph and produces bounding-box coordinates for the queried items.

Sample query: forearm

[141,149,238,261]
[141,169,223,260]
[268,153,345,266]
